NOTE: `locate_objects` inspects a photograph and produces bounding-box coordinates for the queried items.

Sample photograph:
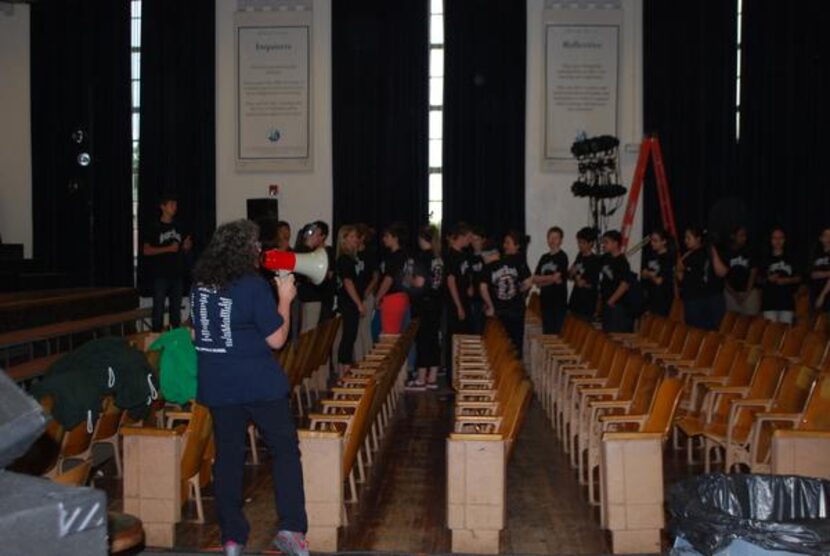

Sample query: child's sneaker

[405,379,427,391]
[272,530,309,556]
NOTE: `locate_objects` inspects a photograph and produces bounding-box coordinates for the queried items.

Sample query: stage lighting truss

[569,134,627,240]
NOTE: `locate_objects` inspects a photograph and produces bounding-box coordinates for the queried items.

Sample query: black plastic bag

[668,473,830,555]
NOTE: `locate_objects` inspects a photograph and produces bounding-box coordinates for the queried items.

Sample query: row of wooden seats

[446,319,532,554]
[277,316,341,416]
[297,322,417,551]
[306,324,415,504]
[529,315,686,553]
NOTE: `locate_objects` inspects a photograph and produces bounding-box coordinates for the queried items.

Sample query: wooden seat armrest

[666,359,697,368]
[640,346,670,355]
[120,426,182,438]
[708,386,749,395]
[449,433,503,441]
[298,429,343,439]
[581,387,619,397]
[331,387,366,395]
[676,366,710,376]
[321,400,360,408]
[308,413,354,423]
[164,410,192,421]
[340,378,371,385]
[589,400,631,410]
[601,414,646,431]
[562,367,596,377]
[572,378,607,387]
[455,415,500,424]
[754,412,800,425]
[652,352,683,360]
[691,376,727,388]
[772,430,830,440]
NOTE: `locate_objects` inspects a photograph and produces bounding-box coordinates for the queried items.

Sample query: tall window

[130,1,141,282]
[428,0,444,228]
[735,0,743,141]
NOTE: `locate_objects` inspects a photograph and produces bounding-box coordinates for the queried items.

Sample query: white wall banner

[544,9,621,165]
[235,9,313,172]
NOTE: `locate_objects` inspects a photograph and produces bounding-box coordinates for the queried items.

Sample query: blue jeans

[210,398,307,545]
[152,276,182,332]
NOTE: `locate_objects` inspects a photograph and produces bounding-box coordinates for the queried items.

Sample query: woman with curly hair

[190,219,309,556]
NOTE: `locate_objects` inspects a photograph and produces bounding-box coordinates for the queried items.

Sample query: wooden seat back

[707,338,743,380]
[798,333,828,367]
[718,311,739,335]
[179,403,213,501]
[687,331,722,368]
[758,321,787,352]
[724,345,764,388]
[676,327,706,360]
[641,378,683,435]
[744,317,769,346]
[728,355,790,433]
[797,373,830,431]
[53,460,92,487]
[729,315,752,340]
[629,362,663,415]
[614,350,643,401]
[601,344,631,389]
[93,396,123,442]
[777,325,810,358]
[342,379,377,480]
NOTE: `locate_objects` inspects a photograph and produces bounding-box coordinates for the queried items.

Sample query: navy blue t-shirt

[190,274,289,407]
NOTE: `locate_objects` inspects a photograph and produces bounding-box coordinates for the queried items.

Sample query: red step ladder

[620,135,678,250]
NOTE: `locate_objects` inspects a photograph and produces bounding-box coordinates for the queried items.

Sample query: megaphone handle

[277,270,291,279]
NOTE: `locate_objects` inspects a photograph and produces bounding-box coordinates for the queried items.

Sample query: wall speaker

[247,198,279,223]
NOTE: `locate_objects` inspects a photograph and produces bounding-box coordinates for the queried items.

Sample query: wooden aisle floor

[125,387,616,554]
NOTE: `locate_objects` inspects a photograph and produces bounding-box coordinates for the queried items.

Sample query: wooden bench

[0,307,152,367]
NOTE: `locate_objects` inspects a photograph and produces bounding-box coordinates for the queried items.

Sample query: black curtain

[31,0,133,287]
[138,0,216,293]
[738,0,830,266]
[442,0,526,239]
[332,0,429,241]
[642,0,738,240]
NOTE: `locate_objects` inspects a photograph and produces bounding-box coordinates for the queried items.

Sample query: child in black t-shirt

[480,232,532,352]
[467,226,487,334]
[533,226,569,334]
[724,225,759,316]
[335,225,365,377]
[568,227,601,321]
[640,228,675,317]
[599,230,632,333]
[406,225,445,391]
[376,222,410,334]
[809,226,830,315]
[142,193,192,332]
[759,226,800,324]
[677,226,730,330]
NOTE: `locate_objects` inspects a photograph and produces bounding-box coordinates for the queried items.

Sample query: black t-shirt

[569,252,601,317]
[725,246,755,291]
[410,250,444,301]
[641,250,674,312]
[381,249,408,294]
[356,247,378,295]
[336,254,362,310]
[599,253,631,303]
[681,248,722,300]
[535,250,569,307]
[468,252,485,300]
[483,255,531,318]
[761,252,799,311]
[142,219,186,279]
[445,248,472,302]
[808,249,830,299]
